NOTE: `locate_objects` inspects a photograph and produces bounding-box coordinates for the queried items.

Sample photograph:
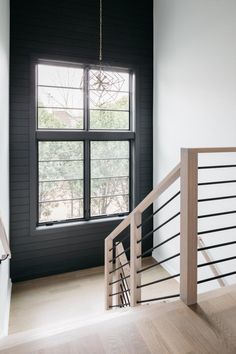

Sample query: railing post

[130,210,142,306]
[180,148,198,306]
[105,238,113,310]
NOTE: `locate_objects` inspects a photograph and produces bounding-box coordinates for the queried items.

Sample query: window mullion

[84,140,90,220]
[84,66,89,131]
[84,67,90,220]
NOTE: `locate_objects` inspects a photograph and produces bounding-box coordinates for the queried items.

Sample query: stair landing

[1,284,236,353]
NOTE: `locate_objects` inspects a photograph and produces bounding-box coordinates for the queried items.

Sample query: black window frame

[30,58,136,232]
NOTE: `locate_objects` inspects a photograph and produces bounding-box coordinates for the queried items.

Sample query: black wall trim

[10,0,153,282]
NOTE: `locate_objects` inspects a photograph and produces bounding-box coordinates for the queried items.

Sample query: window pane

[38,108,83,129]
[90,141,129,217]
[38,64,83,88]
[91,177,129,197]
[38,141,84,223]
[39,200,83,224]
[90,110,129,130]
[37,64,84,129]
[89,69,130,130]
[39,141,83,160]
[38,87,83,109]
[89,91,129,110]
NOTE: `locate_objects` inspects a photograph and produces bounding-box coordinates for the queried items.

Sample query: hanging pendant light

[89,0,125,106]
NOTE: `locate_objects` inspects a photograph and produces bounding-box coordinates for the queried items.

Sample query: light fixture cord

[99,0,103,62]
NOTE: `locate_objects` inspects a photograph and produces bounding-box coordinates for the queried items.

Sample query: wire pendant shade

[89,0,125,107]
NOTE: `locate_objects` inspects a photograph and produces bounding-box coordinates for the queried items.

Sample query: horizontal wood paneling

[10,0,153,282]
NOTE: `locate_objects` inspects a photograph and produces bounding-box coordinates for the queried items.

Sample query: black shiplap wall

[10,0,153,282]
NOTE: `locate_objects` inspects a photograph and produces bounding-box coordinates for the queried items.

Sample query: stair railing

[105,163,181,309]
[0,216,11,263]
[105,147,236,309]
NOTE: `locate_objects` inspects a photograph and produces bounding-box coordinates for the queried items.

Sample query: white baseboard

[1,278,12,339]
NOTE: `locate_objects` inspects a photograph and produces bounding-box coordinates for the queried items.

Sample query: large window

[34,61,134,226]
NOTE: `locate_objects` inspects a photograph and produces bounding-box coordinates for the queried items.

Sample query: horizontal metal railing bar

[198,210,236,219]
[198,225,236,235]
[109,261,129,274]
[109,274,130,286]
[137,253,180,274]
[137,191,181,229]
[109,246,130,263]
[137,212,180,244]
[106,163,181,242]
[137,191,180,229]
[198,240,236,251]
[137,273,180,289]
[198,195,236,202]
[198,164,236,169]
[109,288,130,297]
[198,271,236,284]
[199,179,236,186]
[137,294,180,304]
[198,255,236,268]
[137,232,180,259]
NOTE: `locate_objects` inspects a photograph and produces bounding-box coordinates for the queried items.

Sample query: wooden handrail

[0,217,11,260]
[183,147,236,153]
[106,162,181,241]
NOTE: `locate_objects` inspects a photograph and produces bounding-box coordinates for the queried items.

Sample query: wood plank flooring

[1,285,236,353]
[9,257,179,334]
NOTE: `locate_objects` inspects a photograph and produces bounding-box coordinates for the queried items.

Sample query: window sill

[31,215,126,236]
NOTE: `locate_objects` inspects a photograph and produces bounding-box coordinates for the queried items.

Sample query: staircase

[104,147,236,309]
[1,147,236,353]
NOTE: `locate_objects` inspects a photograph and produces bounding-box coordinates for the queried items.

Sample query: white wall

[0,0,10,338]
[153,0,236,292]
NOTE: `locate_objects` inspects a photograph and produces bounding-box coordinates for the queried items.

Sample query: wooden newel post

[180,148,198,306]
[130,210,142,306]
[105,238,113,310]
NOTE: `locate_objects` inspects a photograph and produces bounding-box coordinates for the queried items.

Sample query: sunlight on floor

[9,257,179,334]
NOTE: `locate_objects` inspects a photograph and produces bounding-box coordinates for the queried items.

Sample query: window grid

[35,61,134,226]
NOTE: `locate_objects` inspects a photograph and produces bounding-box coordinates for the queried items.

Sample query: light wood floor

[1,284,236,353]
[9,257,179,334]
